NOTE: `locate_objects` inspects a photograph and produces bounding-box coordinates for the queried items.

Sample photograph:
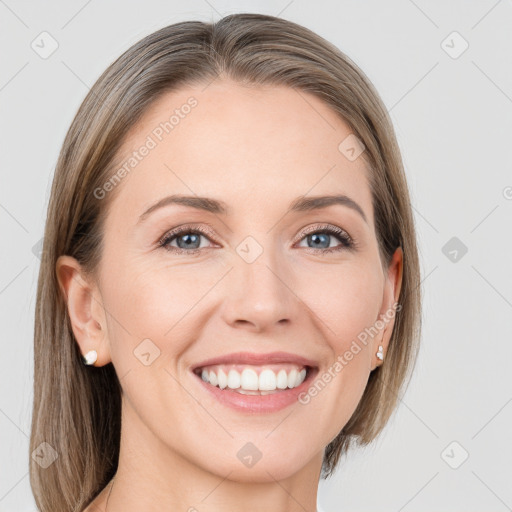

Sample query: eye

[158,224,217,254]
[294,224,355,254]
[158,223,356,255]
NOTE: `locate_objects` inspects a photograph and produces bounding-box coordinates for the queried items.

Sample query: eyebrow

[137,194,368,225]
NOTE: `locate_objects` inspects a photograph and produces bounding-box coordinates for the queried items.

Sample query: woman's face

[71,79,401,481]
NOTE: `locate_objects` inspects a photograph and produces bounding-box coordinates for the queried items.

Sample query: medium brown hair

[30,13,421,511]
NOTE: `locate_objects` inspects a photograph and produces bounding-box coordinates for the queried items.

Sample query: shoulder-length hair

[30,13,421,512]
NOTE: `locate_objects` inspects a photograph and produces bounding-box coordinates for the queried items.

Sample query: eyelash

[157,223,356,256]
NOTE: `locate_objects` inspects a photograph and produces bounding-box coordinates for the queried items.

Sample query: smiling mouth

[193,363,316,395]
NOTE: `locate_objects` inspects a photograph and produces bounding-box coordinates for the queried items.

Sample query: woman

[30,13,421,512]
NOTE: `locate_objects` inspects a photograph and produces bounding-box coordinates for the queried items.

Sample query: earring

[376,345,384,361]
[82,350,98,366]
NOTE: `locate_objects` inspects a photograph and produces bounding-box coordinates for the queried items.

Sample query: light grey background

[1,0,511,510]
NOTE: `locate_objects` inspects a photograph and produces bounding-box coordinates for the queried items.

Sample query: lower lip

[192,367,318,413]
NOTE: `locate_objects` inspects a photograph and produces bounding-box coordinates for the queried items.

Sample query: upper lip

[191,351,318,371]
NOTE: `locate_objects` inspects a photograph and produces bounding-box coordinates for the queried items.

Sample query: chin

[193,439,319,483]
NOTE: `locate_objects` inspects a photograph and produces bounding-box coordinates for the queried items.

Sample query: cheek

[298,260,383,350]
[100,255,226,364]
[295,262,382,431]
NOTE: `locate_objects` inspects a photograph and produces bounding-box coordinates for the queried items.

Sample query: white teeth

[240,368,259,390]
[276,369,288,389]
[227,369,241,389]
[209,370,218,387]
[198,365,309,392]
[287,369,297,388]
[259,369,276,390]
[217,368,228,389]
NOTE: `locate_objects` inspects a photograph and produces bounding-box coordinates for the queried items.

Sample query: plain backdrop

[1,1,511,510]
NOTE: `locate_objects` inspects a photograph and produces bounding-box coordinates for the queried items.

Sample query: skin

[57,77,402,512]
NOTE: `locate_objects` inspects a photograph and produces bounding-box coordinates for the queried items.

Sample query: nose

[220,246,300,333]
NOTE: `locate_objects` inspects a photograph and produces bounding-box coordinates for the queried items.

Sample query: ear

[372,246,403,370]
[56,255,111,367]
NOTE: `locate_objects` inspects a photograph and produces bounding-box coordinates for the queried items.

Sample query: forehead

[105,79,373,228]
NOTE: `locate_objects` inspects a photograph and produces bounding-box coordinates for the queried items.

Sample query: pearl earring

[376,345,384,361]
[82,350,98,365]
